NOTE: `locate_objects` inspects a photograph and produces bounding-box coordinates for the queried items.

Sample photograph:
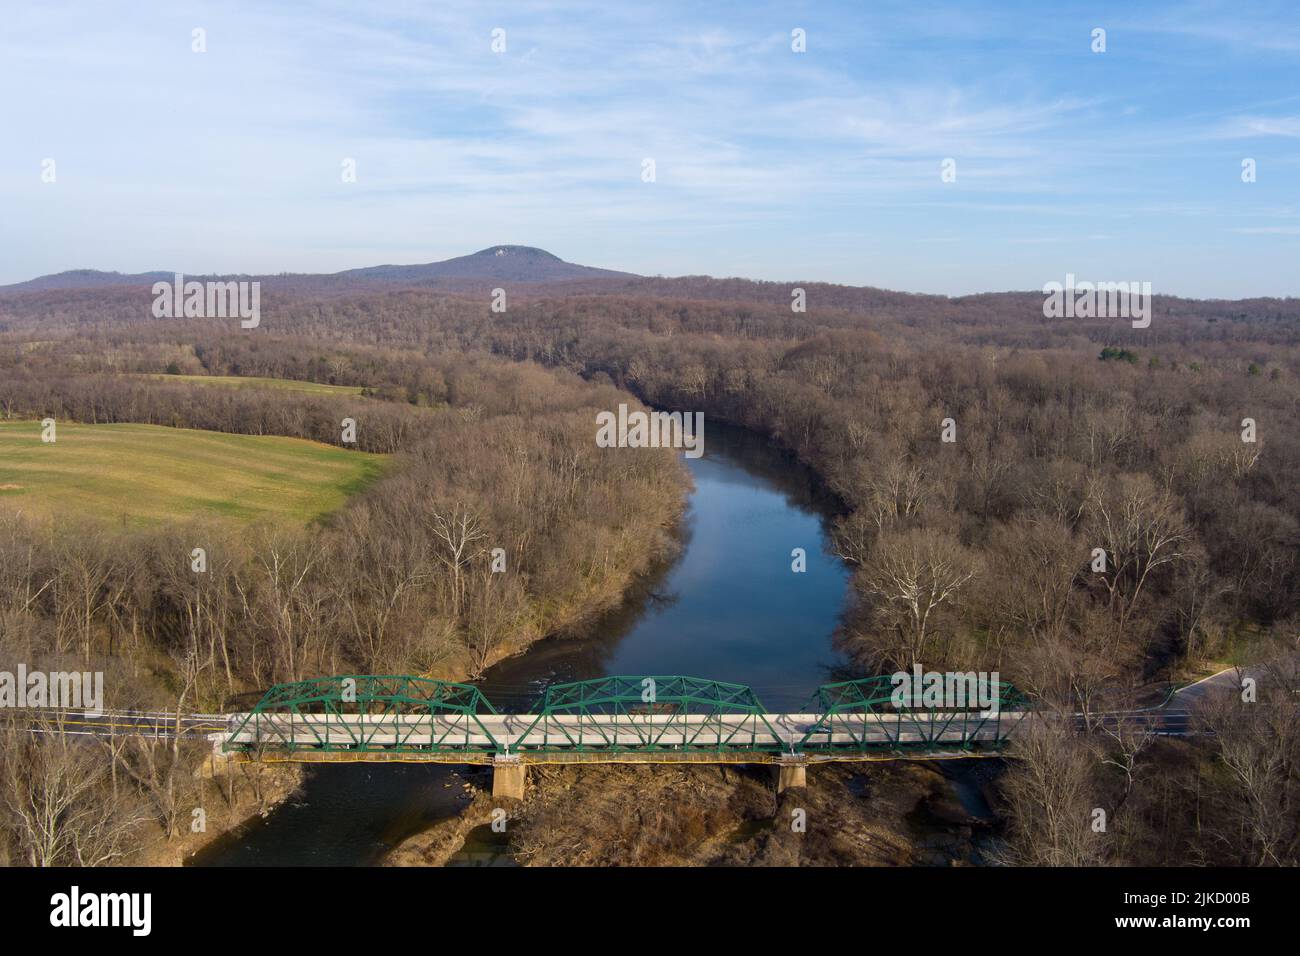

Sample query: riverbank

[168,438,692,866]
[385,760,1000,867]
[452,486,690,682]
[131,760,303,867]
[382,781,497,867]
[169,516,685,868]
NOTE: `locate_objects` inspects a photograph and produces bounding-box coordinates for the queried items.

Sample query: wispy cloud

[1,0,1297,296]
[1214,116,1300,138]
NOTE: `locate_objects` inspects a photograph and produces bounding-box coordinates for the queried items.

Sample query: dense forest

[0,324,685,864]
[0,275,1296,866]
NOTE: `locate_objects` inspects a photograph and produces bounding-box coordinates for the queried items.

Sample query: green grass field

[0,421,387,525]
[142,374,365,396]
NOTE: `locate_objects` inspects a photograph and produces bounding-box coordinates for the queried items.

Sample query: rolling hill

[0,246,635,294]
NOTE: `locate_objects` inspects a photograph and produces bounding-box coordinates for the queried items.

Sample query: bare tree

[461,563,524,677]
[998,718,1108,866]
[856,527,978,667]
[0,715,146,866]
[428,504,487,617]
[1086,473,1195,633]
[1096,715,1156,806]
[1198,663,1300,865]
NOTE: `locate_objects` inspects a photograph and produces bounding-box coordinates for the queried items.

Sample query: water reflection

[480,422,851,712]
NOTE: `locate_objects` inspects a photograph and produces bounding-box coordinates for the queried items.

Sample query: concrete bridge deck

[219,710,1022,753]
[215,708,1029,795]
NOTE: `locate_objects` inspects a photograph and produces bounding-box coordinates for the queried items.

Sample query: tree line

[1,274,1296,865]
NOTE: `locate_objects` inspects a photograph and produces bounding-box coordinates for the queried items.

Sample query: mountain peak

[334,246,632,284]
[473,245,562,260]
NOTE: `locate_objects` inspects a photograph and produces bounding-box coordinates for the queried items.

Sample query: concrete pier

[492,754,528,800]
[775,755,808,793]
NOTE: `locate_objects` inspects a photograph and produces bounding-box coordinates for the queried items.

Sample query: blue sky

[2,0,1298,296]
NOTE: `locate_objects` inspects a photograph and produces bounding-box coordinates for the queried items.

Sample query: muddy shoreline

[386,759,1004,867]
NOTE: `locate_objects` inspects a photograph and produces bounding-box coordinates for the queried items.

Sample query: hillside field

[0,421,386,524]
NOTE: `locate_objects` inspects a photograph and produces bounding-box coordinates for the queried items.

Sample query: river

[194,422,852,866]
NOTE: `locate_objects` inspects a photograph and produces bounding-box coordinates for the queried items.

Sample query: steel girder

[223,675,500,755]
[509,676,788,754]
[221,673,1033,758]
[797,675,1030,751]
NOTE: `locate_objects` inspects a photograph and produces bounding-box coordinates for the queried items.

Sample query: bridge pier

[775,755,808,793]
[196,750,233,780]
[492,754,527,800]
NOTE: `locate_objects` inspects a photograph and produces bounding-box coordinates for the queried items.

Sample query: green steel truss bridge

[216,674,1032,794]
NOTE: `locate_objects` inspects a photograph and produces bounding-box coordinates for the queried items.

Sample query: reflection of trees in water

[701,420,842,516]
[700,422,848,569]
[477,516,690,710]
[478,422,856,711]
[820,655,867,687]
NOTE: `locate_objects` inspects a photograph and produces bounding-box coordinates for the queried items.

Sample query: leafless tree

[856,527,978,667]
[428,504,487,617]
[1086,473,1195,633]
[998,718,1108,866]
[1198,663,1300,865]
[0,715,146,866]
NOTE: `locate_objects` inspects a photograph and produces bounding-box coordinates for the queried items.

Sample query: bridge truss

[221,674,1030,760]
[509,675,787,754]
[225,675,501,755]
[796,675,1030,751]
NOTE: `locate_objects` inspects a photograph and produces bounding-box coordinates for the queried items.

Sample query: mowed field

[141,374,364,396]
[0,421,386,524]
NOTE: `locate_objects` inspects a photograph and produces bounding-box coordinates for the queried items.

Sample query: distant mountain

[1,269,175,293]
[334,245,635,284]
[0,246,635,294]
